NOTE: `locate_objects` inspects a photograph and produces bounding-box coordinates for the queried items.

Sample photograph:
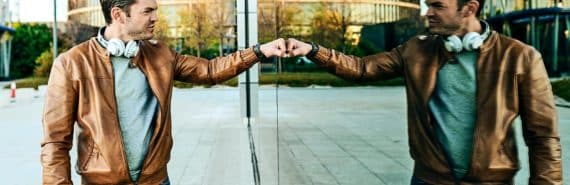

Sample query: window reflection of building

[68,0,419,52]
[485,0,570,76]
[483,0,567,17]
[258,0,420,45]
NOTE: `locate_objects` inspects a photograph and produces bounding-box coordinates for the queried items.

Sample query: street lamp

[53,0,57,58]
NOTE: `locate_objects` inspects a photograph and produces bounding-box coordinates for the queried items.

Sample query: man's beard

[128,30,153,40]
[428,23,461,36]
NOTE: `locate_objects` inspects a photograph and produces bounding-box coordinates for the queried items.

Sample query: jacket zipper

[429,47,460,182]
[108,54,135,183]
[134,54,163,183]
[466,48,487,181]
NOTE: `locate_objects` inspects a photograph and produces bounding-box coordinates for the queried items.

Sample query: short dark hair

[457,0,485,17]
[99,0,136,24]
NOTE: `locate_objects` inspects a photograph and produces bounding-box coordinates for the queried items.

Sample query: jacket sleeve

[41,56,77,184]
[172,48,260,84]
[518,49,562,184]
[307,44,405,81]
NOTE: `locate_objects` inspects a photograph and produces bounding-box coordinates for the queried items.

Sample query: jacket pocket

[77,141,111,174]
[494,139,519,171]
[76,139,95,173]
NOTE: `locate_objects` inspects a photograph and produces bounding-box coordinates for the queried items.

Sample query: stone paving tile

[1,86,569,184]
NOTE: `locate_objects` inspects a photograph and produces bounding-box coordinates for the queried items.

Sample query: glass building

[5,1,560,184]
[484,0,570,76]
[68,0,419,52]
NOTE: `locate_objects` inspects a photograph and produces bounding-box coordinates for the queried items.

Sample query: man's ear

[110,7,124,24]
[464,0,480,17]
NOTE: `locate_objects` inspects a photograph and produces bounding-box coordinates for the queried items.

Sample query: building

[481,0,567,18]
[484,0,570,76]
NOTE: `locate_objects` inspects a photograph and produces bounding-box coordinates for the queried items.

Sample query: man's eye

[430,5,444,9]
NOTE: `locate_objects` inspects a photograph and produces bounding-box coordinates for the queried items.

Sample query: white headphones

[444,20,491,53]
[97,27,139,58]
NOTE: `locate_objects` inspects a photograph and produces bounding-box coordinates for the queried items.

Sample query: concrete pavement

[0,86,568,184]
[269,87,570,185]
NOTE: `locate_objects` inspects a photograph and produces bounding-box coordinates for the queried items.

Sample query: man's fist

[286,38,312,57]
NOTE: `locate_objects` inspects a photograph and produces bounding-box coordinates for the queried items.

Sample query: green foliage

[173,77,238,88]
[552,78,570,101]
[262,72,404,87]
[172,72,404,88]
[10,23,52,79]
[357,40,383,56]
[2,76,48,89]
[34,48,54,77]
[10,23,72,79]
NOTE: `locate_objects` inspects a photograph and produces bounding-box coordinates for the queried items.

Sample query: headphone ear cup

[107,38,125,57]
[444,35,463,52]
[124,40,139,58]
[463,32,483,51]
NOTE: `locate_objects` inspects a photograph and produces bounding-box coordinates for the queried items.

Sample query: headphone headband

[96,26,139,58]
[444,20,491,53]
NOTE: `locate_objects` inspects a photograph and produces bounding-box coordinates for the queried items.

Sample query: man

[286,0,562,184]
[41,0,285,184]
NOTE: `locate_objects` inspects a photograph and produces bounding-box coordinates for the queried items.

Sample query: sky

[420,0,427,15]
[8,0,68,23]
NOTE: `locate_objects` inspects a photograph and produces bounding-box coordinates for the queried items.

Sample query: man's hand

[286,38,312,57]
[259,38,287,58]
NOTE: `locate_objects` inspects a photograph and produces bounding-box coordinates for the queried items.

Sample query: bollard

[10,81,16,103]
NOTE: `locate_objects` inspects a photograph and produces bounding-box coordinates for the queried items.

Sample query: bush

[261,72,404,87]
[173,77,238,88]
[34,48,54,77]
[10,23,73,79]
[2,77,48,89]
[10,23,52,79]
[552,78,570,101]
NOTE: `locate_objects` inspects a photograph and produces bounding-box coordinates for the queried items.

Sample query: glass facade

[58,1,568,184]
[484,0,570,76]
[69,0,419,51]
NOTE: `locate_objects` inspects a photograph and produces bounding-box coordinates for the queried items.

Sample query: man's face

[425,0,464,36]
[121,0,158,40]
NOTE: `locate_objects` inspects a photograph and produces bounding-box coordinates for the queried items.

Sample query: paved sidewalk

[0,86,568,185]
[270,87,570,185]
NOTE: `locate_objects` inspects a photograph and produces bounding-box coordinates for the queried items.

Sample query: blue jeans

[134,177,170,185]
[410,176,431,185]
[160,176,171,185]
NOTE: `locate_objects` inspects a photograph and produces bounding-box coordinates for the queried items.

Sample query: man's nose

[150,12,158,21]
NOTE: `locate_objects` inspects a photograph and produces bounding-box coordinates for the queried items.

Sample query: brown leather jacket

[41,38,260,184]
[309,31,562,184]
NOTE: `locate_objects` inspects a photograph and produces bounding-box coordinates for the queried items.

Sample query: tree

[10,23,53,79]
[211,0,235,56]
[154,11,174,47]
[258,0,301,42]
[310,2,354,53]
[178,1,217,58]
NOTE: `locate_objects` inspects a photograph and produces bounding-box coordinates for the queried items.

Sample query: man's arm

[173,39,286,84]
[41,56,77,184]
[519,49,562,184]
[286,38,405,81]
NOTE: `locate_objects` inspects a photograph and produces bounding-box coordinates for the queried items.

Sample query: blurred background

[0,0,568,184]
